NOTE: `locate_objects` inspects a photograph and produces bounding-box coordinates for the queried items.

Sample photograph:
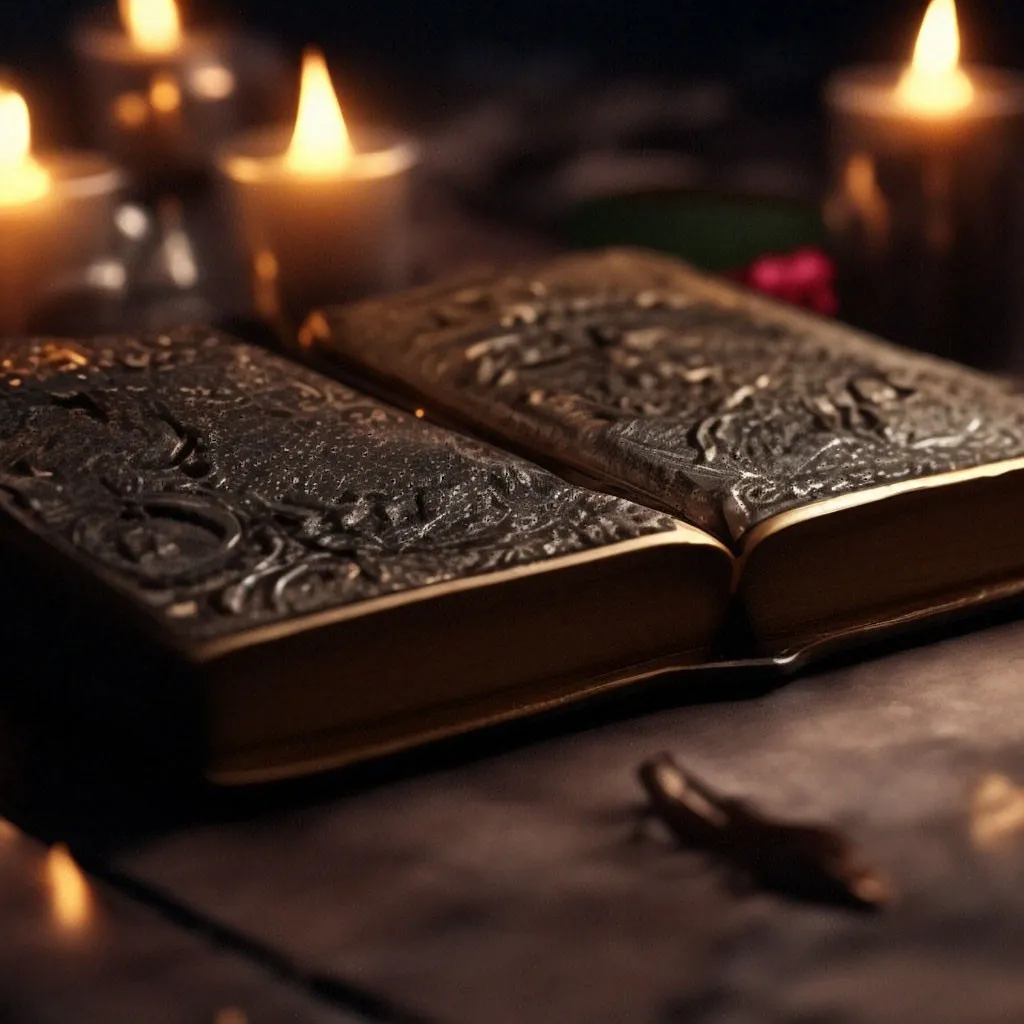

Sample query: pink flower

[734,247,838,317]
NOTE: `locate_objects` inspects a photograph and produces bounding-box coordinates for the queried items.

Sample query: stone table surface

[11,613,1018,1024]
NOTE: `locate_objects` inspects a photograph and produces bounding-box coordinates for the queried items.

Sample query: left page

[0,329,732,782]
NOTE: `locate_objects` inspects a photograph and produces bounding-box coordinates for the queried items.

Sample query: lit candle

[71,0,282,189]
[825,0,1024,369]
[44,844,94,935]
[0,87,122,336]
[217,48,417,336]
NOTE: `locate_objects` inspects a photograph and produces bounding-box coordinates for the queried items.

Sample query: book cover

[0,328,727,782]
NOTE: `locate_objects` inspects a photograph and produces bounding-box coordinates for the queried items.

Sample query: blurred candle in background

[71,0,286,191]
[44,844,94,935]
[825,0,1024,369]
[0,86,121,336]
[218,48,417,338]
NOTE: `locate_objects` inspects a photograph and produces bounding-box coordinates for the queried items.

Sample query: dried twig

[637,753,894,910]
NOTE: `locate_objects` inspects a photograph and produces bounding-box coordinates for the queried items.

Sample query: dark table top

[0,822,363,1023]
[6,611,1023,1024]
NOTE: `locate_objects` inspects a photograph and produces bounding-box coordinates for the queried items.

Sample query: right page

[305,248,1024,659]
[304,248,1024,548]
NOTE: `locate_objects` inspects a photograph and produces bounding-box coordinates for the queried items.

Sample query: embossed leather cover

[0,329,678,651]
[307,249,1024,544]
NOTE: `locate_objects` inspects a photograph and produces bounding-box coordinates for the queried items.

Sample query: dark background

[5,1,1024,184]
[5,1,1024,95]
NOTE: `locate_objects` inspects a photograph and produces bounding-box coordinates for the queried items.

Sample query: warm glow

[285,48,353,175]
[190,64,236,100]
[45,844,93,932]
[913,0,963,76]
[297,310,327,349]
[149,73,182,113]
[253,249,281,320]
[113,91,149,128]
[971,773,1024,850]
[0,88,51,206]
[119,0,182,53]
[844,153,890,241]
[898,0,974,112]
[214,1009,249,1024]
[254,249,279,280]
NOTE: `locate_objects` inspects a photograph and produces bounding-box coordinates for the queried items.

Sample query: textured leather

[0,329,677,646]
[310,249,1024,542]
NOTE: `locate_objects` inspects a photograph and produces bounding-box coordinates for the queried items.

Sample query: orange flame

[45,844,93,932]
[119,0,182,53]
[285,48,353,175]
[898,0,974,112]
[0,88,50,206]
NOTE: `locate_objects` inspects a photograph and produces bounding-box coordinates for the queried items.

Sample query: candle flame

[898,0,974,113]
[0,88,50,206]
[913,0,963,76]
[45,844,93,932]
[119,0,182,53]
[285,48,353,175]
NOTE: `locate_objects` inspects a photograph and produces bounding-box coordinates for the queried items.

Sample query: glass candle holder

[825,66,1024,370]
[0,154,123,336]
[217,127,418,338]
[72,10,286,191]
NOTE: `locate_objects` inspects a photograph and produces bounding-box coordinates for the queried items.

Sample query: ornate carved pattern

[0,330,676,641]
[315,250,1024,541]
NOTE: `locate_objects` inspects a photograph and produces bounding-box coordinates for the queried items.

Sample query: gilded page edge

[737,454,1024,571]
[195,521,732,663]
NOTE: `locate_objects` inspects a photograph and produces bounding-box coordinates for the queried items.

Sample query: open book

[303,249,1024,665]
[4,249,1024,783]
[0,327,727,784]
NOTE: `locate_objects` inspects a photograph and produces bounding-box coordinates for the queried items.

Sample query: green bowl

[564,191,826,273]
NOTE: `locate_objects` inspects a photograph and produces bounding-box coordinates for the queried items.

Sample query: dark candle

[825,0,1024,370]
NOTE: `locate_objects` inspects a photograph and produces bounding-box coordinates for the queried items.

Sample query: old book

[0,329,731,784]
[304,248,1024,661]
[8,253,1024,786]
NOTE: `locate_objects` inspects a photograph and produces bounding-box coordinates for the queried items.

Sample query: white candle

[825,0,1024,368]
[0,88,122,336]
[71,0,251,187]
[217,48,417,336]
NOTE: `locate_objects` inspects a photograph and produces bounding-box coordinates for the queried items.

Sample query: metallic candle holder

[825,65,1024,370]
[71,6,286,192]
